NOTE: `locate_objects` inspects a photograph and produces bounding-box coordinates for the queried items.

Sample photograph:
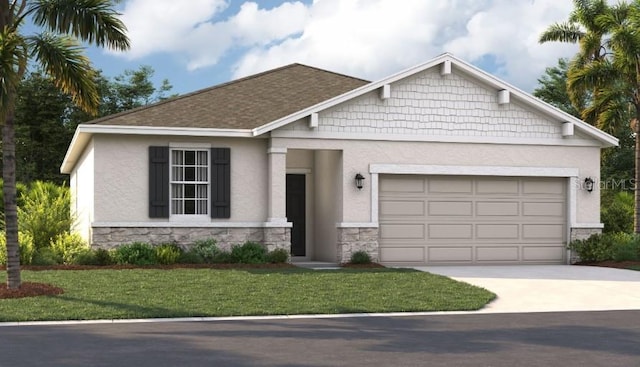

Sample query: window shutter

[211,147,231,218]
[149,146,170,218]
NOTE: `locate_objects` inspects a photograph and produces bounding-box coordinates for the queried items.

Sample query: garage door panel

[523,180,564,195]
[476,201,519,216]
[380,176,424,193]
[476,179,519,195]
[380,247,425,262]
[379,175,566,265]
[523,246,565,262]
[523,224,564,240]
[380,224,424,239]
[476,246,520,261]
[523,202,564,217]
[476,224,519,239]
[428,201,473,216]
[429,178,472,194]
[428,247,473,262]
[380,200,424,216]
[428,224,472,239]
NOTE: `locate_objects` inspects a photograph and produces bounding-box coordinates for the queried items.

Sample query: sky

[82,0,580,96]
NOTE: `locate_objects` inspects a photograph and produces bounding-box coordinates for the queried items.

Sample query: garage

[378,175,567,265]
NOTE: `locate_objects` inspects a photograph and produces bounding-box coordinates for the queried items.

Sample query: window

[170,149,209,215]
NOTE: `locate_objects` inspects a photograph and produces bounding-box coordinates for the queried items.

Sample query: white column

[267,147,287,223]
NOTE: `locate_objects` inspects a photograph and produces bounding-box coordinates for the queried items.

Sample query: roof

[88,63,369,129]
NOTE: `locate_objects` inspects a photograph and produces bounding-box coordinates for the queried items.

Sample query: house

[60,53,617,265]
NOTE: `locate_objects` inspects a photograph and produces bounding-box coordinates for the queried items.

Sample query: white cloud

[116,0,581,91]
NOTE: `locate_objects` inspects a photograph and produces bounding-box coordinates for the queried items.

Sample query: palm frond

[0,29,28,118]
[539,22,583,43]
[28,0,129,51]
[28,32,99,114]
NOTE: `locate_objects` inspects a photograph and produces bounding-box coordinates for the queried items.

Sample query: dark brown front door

[286,174,306,256]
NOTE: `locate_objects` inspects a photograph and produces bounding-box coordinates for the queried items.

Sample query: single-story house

[61,53,618,265]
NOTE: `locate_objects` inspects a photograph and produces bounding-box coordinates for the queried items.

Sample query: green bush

[601,191,633,233]
[212,250,234,264]
[612,235,640,261]
[112,242,156,265]
[31,247,61,266]
[155,243,183,265]
[266,248,289,263]
[0,231,35,265]
[230,241,267,264]
[190,238,220,263]
[50,232,89,265]
[178,250,205,264]
[350,250,372,264]
[71,249,99,265]
[18,181,73,249]
[94,248,114,266]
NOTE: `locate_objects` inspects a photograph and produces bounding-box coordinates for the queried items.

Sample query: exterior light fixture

[584,177,594,192]
[355,173,365,190]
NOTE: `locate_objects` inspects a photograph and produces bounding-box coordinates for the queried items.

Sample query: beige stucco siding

[273,137,601,225]
[70,140,94,242]
[92,134,269,223]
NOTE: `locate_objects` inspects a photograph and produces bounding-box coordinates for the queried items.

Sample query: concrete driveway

[414,265,640,313]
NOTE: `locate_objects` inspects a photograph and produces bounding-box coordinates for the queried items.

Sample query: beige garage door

[379,175,567,265]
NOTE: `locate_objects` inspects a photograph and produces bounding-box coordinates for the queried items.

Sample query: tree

[8,67,174,184]
[533,58,583,118]
[0,0,129,289]
[540,0,640,233]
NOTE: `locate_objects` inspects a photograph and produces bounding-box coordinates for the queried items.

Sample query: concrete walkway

[415,265,640,313]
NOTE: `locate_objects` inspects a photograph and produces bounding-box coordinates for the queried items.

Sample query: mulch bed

[575,260,640,269]
[0,282,64,299]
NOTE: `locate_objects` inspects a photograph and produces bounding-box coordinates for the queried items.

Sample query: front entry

[286,174,306,256]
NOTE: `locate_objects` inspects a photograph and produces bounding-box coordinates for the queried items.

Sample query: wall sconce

[355,173,365,190]
[584,177,594,192]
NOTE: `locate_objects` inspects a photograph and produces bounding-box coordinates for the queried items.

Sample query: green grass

[627,265,640,271]
[0,268,495,322]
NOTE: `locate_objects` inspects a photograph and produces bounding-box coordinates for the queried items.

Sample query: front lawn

[0,268,495,322]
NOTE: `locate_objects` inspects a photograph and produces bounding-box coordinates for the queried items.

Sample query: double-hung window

[170,149,209,217]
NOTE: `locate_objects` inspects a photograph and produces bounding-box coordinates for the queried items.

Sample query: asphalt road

[1,311,639,367]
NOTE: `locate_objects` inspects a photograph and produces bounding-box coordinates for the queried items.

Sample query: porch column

[267,147,287,223]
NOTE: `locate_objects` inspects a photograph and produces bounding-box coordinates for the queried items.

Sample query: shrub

[266,248,289,263]
[31,247,61,266]
[568,233,611,262]
[190,238,220,263]
[178,250,205,264]
[50,232,89,265]
[18,181,73,249]
[350,250,372,264]
[155,243,183,265]
[212,250,233,264]
[71,249,99,265]
[612,235,640,262]
[230,241,267,264]
[0,231,36,265]
[601,191,633,233]
[112,242,156,265]
[94,248,114,266]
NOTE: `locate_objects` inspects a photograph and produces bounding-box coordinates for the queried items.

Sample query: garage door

[378,175,567,265]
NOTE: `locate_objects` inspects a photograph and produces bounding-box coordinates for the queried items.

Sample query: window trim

[169,146,211,221]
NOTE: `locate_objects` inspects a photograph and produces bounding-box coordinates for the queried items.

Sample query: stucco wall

[91,134,269,223]
[313,150,341,261]
[70,140,94,243]
[273,137,601,226]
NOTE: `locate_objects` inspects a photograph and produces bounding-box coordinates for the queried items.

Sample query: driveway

[414,265,640,313]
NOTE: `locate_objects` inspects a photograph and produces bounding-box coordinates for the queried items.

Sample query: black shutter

[149,146,169,218]
[211,147,231,218]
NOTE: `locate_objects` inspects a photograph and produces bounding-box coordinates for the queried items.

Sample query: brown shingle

[89,64,370,129]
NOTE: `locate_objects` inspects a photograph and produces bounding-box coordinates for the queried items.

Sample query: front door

[286,174,306,256]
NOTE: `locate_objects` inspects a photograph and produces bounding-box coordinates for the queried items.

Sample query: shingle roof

[88,64,370,129]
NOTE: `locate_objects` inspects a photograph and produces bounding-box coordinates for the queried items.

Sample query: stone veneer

[91,226,291,253]
[569,227,603,264]
[336,227,379,263]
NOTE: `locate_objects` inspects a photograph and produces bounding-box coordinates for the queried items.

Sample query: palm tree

[0,0,129,289]
[541,0,640,233]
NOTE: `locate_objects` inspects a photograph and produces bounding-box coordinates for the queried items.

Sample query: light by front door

[286,174,306,256]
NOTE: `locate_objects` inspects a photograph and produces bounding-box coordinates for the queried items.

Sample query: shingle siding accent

[283,68,562,139]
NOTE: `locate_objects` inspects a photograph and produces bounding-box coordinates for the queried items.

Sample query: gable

[264,54,616,148]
